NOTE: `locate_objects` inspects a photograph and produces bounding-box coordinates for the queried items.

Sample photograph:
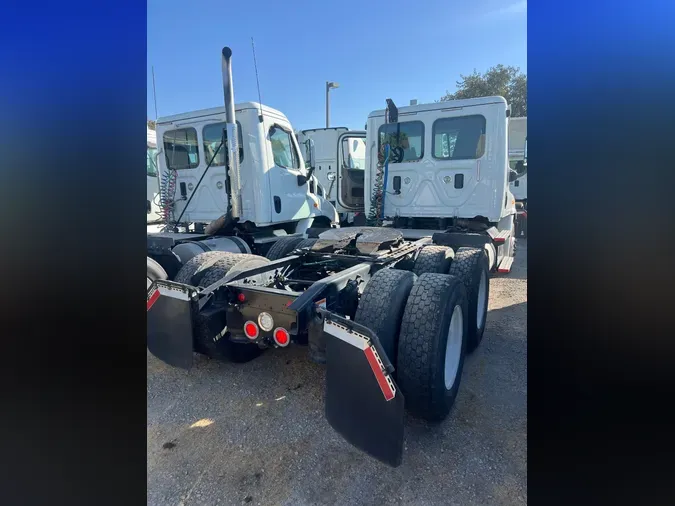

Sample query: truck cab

[364,97,515,231]
[156,103,337,230]
[297,127,367,224]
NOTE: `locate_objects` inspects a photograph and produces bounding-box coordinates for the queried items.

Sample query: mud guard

[322,313,405,467]
[146,280,198,369]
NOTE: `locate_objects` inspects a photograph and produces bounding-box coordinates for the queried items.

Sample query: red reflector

[273,328,290,347]
[244,321,259,339]
[147,289,160,311]
[364,346,395,401]
[237,293,246,302]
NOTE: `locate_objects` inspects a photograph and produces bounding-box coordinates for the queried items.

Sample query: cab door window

[163,128,199,169]
[269,126,299,168]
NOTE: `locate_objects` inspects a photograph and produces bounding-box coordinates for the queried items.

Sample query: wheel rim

[477,270,487,330]
[444,304,464,390]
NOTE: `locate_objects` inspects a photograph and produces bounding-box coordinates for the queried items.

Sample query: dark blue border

[529,1,675,503]
[2,2,147,504]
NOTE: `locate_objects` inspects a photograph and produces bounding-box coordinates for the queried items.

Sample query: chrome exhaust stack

[220,46,242,219]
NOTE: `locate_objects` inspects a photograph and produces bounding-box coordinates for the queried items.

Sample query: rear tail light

[273,328,290,347]
[237,292,246,302]
[244,321,259,340]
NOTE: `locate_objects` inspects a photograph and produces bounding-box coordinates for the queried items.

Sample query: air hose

[381,143,390,220]
[158,166,177,223]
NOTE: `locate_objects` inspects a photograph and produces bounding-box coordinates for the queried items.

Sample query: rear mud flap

[323,316,405,467]
[147,280,198,369]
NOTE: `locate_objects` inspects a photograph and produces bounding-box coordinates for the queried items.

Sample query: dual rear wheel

[355,245,489,422]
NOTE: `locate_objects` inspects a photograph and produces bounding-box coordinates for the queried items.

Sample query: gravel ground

[148,240,527,506]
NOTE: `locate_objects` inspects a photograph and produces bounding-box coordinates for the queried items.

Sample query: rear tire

[413,245,454,276]
[295,238,317,251]
[197,255,269,288]
[265,236,305,260]
[147,257,168,290]
[397,273,468,422]
[173,251,264,363]
[448,247,490,353]
[173,251,232,285]
[196,253,268,362]
[354,269,417,367]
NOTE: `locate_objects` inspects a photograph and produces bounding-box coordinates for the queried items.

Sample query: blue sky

[147,0,526,131]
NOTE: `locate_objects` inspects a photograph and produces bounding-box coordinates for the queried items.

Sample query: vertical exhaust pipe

[221,46,242,219]
[221,47,236,126]
[204,46,242,235]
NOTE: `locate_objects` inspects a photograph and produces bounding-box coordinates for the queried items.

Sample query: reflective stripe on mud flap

[323,319,396,401]
[147,284,191,311]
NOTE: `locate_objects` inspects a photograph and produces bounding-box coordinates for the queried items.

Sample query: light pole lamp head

[327,81,340,90]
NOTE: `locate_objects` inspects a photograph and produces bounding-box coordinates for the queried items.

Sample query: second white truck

[508,116,527,237]
[296,127,367,225]
[297,96,523,272]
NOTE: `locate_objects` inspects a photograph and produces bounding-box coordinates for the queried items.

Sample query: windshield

[147,147,158,177]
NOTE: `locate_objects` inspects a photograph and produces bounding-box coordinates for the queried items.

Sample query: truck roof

[300,127,349,134]
[367,96,508,119]
[157,102,288,125]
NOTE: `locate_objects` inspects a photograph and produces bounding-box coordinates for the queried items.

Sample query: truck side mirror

[298,139,316,187]
[509,160,526,182]
[307,138,316,171]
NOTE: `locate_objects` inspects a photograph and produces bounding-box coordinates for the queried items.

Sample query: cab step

[486,227,512,244]
[497,255,514,274]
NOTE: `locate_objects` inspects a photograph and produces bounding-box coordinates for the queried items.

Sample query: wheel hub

[444,304,464,390]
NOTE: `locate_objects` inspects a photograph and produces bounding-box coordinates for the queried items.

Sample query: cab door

[336,131,366,212]
[266,123,313,223]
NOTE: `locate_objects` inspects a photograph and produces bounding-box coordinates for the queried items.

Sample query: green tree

[147,119,156,130]
[440,65,527,117]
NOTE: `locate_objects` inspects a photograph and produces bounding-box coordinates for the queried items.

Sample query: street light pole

[326,81,339,128]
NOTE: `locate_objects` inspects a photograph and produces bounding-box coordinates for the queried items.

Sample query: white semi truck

[296,127,367,225]
[146,48,339,287]
[508,116,527,237]
[297,97,521,272]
